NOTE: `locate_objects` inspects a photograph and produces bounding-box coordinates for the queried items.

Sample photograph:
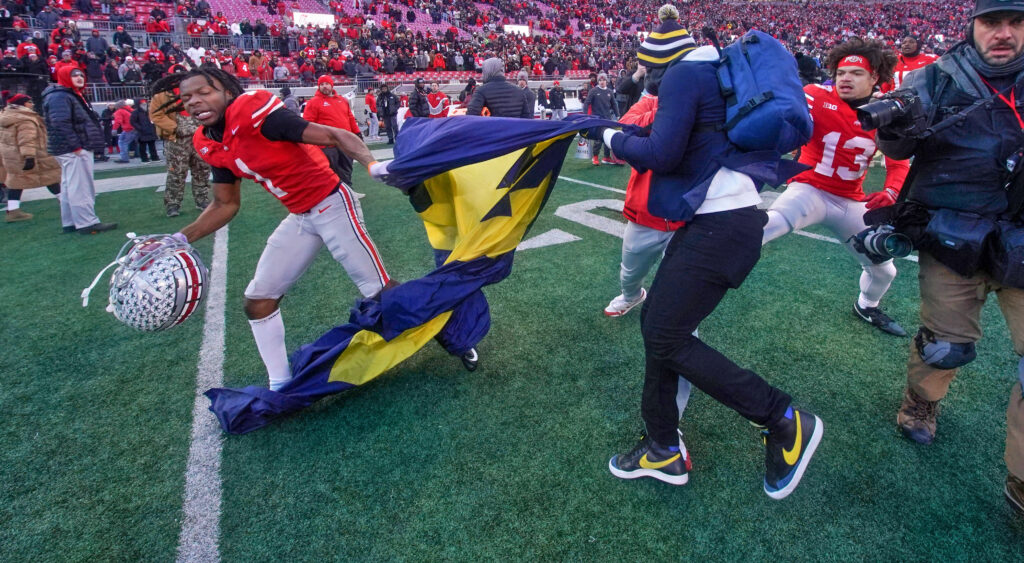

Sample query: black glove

[579,126,606,140]
[22,157,34,171]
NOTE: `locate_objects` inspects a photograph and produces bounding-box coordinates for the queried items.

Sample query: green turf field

[2,151,1022,561]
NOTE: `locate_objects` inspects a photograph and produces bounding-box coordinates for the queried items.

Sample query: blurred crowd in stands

[0,0,975,94]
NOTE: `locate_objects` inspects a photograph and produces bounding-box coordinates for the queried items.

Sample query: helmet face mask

[108,234,208,331]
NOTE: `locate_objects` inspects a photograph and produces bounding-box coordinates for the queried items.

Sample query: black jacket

[130,106,157,142]
[41,84,105,154]
[548,87,566,109]
[467,77,530,118]
[409,87,429,117]
[520,87,536,115]
[377,91,399,118]
[615,75,643,112]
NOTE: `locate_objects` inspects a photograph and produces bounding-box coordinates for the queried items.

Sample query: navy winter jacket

[611,47,786,222]
[41,84,105,155]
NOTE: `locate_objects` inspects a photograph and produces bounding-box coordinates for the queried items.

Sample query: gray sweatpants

[55,151,100,229]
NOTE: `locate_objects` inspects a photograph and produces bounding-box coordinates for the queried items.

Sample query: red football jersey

[882,53,939,92]
[193,90,339,214]
[791,84,909,200]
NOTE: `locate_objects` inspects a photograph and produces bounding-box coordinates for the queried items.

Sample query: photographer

[874,0,1024,514]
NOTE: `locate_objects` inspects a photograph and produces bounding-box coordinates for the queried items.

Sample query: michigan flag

[205,116,623,434]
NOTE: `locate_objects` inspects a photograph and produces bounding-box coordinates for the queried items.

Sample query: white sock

[7,200,19,211]
[857,293,879,310]
[249,309,291,390]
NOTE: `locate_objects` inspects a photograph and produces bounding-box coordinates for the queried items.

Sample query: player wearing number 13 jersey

[150,68,391,391]
[763,38,911,336]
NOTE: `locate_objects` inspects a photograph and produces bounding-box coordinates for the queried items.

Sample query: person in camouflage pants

[150,90,211,217]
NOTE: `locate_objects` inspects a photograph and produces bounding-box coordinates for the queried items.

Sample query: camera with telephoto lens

[856,90,920,131]
[849,224,913,264]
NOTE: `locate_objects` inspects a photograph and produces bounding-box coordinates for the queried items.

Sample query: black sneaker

[762,406,823,499]
[853,303,907,336]
[166,205,180,217]
[461,347,479,371]
[196,200,210,211]
[609,434,690,485]
[77,222,118,234]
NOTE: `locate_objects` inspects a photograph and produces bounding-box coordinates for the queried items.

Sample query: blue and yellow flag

[205,116,622,434]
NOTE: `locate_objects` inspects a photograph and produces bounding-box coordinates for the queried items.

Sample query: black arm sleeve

[211,165,239,183]
[260,107,310,143]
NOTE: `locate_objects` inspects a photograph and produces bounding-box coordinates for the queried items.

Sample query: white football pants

[763,182,897,308]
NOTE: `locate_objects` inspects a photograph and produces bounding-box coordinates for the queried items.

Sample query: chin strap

[81,231,138,309]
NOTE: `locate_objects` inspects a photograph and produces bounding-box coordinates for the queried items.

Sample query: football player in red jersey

[883,35,940,92]
[763,37,911,336]
[150,68,392,390]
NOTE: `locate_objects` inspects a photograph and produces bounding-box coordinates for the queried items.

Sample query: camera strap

[979,76,1024,130]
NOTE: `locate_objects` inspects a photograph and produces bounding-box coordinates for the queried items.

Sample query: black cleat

[77,222,118,234]
[762,406,823,499]
[609,434,690,485]
[854,303,907,336]
[461,347,479,371]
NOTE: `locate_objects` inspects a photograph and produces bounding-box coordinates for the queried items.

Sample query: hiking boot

[897,387,939,445]
[78,222,118,234]
[854,303,908,336]
[604,288,646,317]
[609,434,690,485]
[5,209,33,222]
[1007,474,1024,516]
[762,406,824,499]
[166,205,180,217]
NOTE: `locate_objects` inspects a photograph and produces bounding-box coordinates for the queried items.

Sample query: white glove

[602,127,621,149]
[368,159,392,183]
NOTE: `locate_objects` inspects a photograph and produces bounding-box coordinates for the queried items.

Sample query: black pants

[382,114,399,142]
[138,140,159,161]
[321,146,353,186]
[640,206,791,446]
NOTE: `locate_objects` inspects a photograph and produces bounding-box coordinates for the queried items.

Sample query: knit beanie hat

[637,4,696,68]
[7,94,31,106]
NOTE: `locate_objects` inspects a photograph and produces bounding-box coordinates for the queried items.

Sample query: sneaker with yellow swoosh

[762,406,823,500]
[608,434,690,485]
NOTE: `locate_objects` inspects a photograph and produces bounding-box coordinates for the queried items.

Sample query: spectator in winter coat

[302,75,361,184]
[616,66,645,113]
[279,86,299,113]
[376,84,400,143]
[408,77,430,118]
[129,99,158,162]
[517,75,536,117]
[85,29,108,55]
[0,95,62,223]
[41,67,115,233]
[112,99,135,162]
[583,73,617,163]
[467,58,530,118]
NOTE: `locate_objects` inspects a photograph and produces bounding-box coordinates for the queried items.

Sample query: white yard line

[559,176,918,263]
[20,173,168,201]
[176,226,229,563]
